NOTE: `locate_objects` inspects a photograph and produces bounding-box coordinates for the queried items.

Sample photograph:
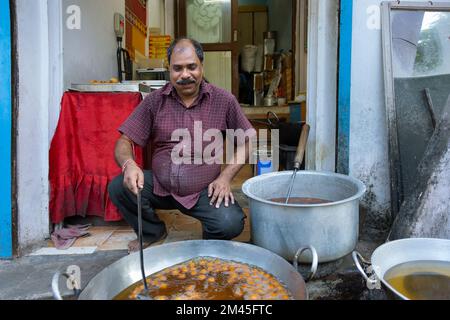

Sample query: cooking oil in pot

[384,260,450,300]
[114,257,293,300]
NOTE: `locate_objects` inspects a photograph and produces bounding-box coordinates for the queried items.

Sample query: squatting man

[108,37,261,252]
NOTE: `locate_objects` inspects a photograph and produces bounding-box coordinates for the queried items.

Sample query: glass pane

[391,11,450,77]
[204,51,232,92]
[389,9,450,197]
[186,0,231,43]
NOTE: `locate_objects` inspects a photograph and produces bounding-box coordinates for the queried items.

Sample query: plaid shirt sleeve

[226,96,254,132]
[118,94,154,147]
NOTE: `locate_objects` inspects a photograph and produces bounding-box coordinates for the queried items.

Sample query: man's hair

[167,38,204,65]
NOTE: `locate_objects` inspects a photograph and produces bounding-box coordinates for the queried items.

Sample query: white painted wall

[62,0,125,89]
[48,0,64,145]
[295,0,308,94]
[147,0,166,57]
[306,0,338,172]
[148,0,165,31]
[349,0,450,228]
[164,0,175,39]
[16,0,51,250]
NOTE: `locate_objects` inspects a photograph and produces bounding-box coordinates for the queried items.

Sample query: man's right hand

[122,160,144,195]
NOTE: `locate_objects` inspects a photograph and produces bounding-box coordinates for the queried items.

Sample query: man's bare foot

[127,232,168,254]
[127,239,151,253]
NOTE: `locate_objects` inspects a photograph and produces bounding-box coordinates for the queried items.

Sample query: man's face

[169,41,204,99]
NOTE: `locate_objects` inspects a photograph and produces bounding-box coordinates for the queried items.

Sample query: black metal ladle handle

[137,188,149,292]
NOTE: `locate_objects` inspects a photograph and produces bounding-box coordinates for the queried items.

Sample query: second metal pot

[353,238,450,300]
[242,171,366,263]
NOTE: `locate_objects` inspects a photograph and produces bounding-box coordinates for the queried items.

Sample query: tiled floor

[46,165,254,252]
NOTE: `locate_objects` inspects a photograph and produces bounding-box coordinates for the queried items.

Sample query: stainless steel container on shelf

[263,96,277,106]
[263,31,277,55]
[242,171,366,263]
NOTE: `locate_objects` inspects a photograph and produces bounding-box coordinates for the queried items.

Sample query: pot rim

[242,170,366,208]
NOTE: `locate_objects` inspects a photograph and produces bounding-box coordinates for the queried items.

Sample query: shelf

[136,68,167,73]
[241,105,290,120]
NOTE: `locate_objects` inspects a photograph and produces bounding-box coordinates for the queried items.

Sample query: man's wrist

[219,170,234,183]
[121,159,137,173]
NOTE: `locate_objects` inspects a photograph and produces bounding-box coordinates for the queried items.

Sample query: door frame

[0,0,15,259]
[175,0,239,97]
[337,0,353,175]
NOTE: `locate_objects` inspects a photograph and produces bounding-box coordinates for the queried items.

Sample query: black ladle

[136,188,152,300]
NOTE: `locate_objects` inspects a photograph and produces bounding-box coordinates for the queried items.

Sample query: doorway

[175,0,300,107]
[176,0,239,96]
[236,0,298,107]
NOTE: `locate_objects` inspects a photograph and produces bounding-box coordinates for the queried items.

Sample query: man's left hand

[208,176,235,209]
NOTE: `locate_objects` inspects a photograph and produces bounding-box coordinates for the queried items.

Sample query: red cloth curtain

[49,92,143,223]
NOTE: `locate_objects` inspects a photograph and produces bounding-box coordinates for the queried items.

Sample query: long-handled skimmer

[285,124,310,204]
[136,188,152,300]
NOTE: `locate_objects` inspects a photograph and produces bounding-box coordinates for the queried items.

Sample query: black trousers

[108,170,246,243]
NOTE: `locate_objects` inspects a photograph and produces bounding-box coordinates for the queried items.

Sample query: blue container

[289,102,302,123]
[257,159,273,175]
[253,150,273,176]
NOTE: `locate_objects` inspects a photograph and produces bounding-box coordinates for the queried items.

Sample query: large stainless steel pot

[52,240,318,300]
[353,238,450,300]
[242,171,366,263]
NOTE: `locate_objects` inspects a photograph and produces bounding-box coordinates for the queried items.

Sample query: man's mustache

[176,79,196,85]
